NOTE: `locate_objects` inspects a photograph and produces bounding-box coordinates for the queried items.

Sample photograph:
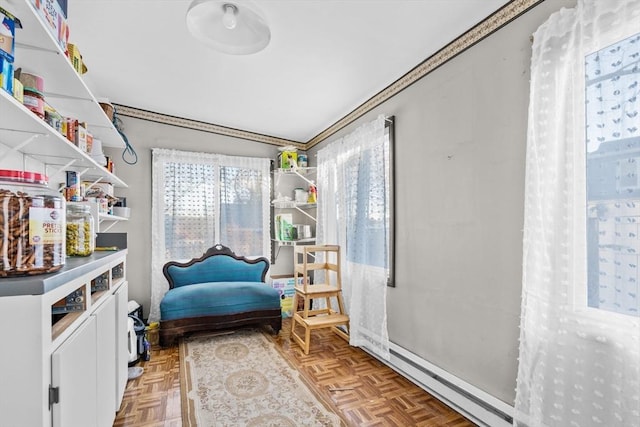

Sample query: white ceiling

[67,0,511,143]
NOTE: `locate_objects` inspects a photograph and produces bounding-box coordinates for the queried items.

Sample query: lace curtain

[317,115,390,360]
[515,1,640,425]
[149,148,271,322]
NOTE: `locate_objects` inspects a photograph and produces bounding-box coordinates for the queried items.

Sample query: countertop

[0,249,127,297]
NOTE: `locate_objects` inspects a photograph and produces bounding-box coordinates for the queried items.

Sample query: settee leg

[271,318,282,335]
[159,332,178,348]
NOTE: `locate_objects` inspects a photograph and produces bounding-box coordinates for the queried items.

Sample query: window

[316,114,392,359]
[161,162,268,258]
[585,32,640,317]
[343,120,394,282]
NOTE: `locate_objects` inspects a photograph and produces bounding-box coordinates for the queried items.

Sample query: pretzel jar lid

[0,169,48,184]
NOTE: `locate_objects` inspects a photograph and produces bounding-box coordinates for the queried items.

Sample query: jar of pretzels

[0,170,66,277]
[66,203,94,256]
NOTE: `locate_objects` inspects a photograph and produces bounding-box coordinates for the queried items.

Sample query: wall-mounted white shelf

[0,90,126,187]
[68,201,129,233]
[99,212,128,233]
[272,167,317,267]
[273,238,316,246]
[7,0,124,148]
[0,0,128,188]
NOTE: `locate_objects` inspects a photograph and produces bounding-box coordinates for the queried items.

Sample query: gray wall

[308,0,575,405]
[103,120,280,319]
[109,0,575,408]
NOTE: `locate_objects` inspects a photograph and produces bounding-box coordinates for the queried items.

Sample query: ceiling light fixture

[186,0,271,55]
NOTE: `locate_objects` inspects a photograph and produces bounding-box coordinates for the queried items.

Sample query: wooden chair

[290,244,349,354]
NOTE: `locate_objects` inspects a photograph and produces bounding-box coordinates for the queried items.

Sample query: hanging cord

[112,104,138,165]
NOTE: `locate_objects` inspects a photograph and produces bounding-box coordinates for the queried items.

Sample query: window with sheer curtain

[316,114,392,360]
[149,148,271,322]
[515,1,640,426]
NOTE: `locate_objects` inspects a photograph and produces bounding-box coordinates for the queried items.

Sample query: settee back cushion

[165,255,268,288]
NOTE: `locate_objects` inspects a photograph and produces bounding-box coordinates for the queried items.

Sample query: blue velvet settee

[159,244,282,346]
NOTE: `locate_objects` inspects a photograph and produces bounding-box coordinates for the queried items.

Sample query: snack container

[0,169,66,277]
[66,203,94,256]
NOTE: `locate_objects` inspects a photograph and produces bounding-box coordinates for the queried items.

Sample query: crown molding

[305,0,544,148]
[113,104,306,150]
[115,0,543,150]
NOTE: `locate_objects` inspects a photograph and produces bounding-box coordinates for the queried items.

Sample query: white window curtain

[149,148,271,322]
[515,1,640,426]
[316,115,390,360]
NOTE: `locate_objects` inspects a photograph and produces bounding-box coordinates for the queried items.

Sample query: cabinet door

[93,296,117,427]
[51,316,97,427]
[115,282,129,408]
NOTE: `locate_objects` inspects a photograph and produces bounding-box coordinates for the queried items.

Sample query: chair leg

[304,324,311,355]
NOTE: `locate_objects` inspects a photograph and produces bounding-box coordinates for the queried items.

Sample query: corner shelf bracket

[0,133,41,159]
[292,169,315,186]
[46,159,77,184]
[295,206,317,222]
[100,220,119,233]
[15,42,58,55]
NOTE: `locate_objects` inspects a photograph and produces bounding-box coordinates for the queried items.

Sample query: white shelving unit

[67,201,129,233]
[0,2,130,426]
[0,0,127,187]
[272,167,317,262]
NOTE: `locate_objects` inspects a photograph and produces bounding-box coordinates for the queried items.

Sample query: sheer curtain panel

[150,149,270,322]
[317,115,390,360]
[515,1,640,426]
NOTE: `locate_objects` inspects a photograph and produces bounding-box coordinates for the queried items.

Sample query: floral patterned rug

[179,329,342,427]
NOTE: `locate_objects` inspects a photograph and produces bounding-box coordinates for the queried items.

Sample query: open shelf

[0,90,127,187]
[8,0,124,148]
[51,285,86,341]
[90,271,109,304]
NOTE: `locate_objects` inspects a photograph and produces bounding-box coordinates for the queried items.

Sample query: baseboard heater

[367,342,515,427]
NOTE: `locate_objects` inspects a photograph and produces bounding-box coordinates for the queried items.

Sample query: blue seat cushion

[160,281,281,321]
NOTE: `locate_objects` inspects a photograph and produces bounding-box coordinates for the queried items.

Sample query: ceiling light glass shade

[186,0,271,55]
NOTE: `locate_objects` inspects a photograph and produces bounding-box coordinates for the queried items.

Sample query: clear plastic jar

[0,170,66,277]
[66,203,95,256]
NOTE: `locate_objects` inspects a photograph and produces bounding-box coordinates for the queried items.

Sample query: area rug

[179,329,343,427]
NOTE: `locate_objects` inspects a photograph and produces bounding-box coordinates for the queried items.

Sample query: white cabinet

[93,294,117,427]
[272,167,317,262]
[51,315,98,427]
[114,281,129,408]
[0,251,128,427]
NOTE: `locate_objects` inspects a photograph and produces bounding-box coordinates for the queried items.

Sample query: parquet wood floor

[114,319,475,426]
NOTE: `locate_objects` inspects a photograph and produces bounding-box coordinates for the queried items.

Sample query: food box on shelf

[67,43,87,75]
[83,181,113,197]
[75,123,87,152]
[30,0,69,52]
[275,213,294,241]
[278,150,298,169]
[0,6,20,62]
[0,56,12,94]
[12,76,22,101]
